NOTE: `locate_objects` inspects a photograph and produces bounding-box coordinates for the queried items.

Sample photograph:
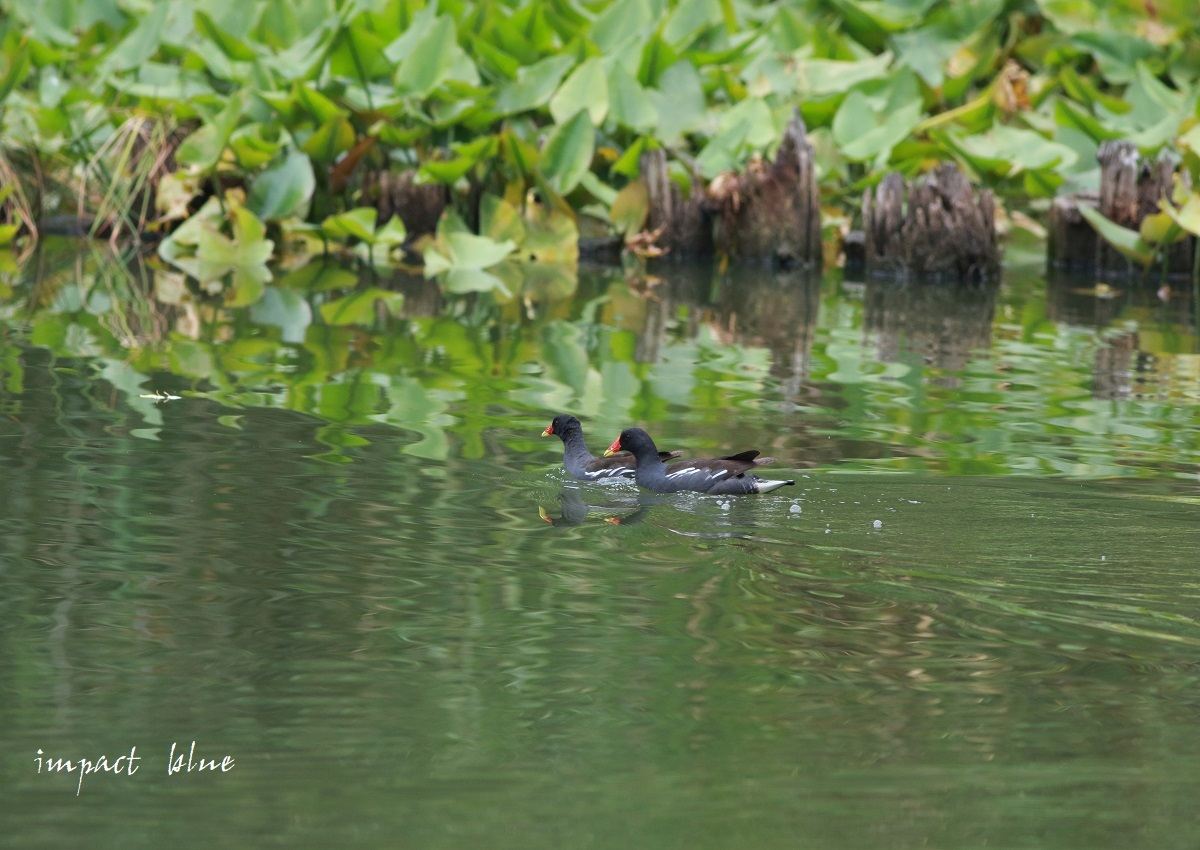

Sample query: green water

[2,248,1199,848]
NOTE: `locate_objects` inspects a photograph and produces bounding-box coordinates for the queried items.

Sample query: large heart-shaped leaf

[608,62,658,132]
[394,15,460,98]
[321,208,378,243]
[494,54,574,115]
[1161,193,1200,239]
[425,231,517,276]
[646,61,707,146]
[550,57,608,126]
[195,11,259,62]
[302,115,356,165]
[175,92,245,172]
[540,110,595,195]
[103,2,170,73]
[1077,204,1155,266]
[248,148,316,221]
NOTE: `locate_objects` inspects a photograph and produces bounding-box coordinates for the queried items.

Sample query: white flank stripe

[666,467,727,482]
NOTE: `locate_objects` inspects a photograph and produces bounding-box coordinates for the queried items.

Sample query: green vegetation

[0,0,1199,286]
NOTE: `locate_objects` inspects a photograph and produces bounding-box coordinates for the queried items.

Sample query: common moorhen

[543,414,682,482]
[604,427,794,495]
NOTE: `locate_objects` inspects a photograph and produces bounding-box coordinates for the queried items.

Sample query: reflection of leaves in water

[312,376,383,424]
[3,247,1200,478]
[309,423,372,464]
[250,287,312,342]
[319,288,404,326]
[159,197,274,300]
[540,321,591,398]
[96,359,163,438]
[383,376,458,460]
[427,199,580,300]
[424,212,517,295]
[276,261,359,293]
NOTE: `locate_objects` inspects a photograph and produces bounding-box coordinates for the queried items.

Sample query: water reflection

[601,264,822,394]
[389,267,446,317]
[1046,269,1197,330]
[862,278,997,384]
[537,485,768,536]
[1093,330,1139,401]
[3,243,1200,483]
[1046,272,1200,416]
[713,268,821,395]
[538,487,648,527]
[3,269,1200,849]
[1046,269,1126,329]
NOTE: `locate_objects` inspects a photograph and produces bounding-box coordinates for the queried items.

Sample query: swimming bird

[604,427,794,495]
[543,414,681,482]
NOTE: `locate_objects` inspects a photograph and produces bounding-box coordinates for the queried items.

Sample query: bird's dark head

[542,413,581,439]
[604,427,654,457]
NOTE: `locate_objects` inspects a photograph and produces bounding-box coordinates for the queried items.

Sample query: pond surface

[1,245,1199,849]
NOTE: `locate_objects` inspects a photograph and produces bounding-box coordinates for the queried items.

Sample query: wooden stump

[1099,141,1163,268]
[862,164,999,282]
[1049,141,1195,278]
[708,112,823,268]
[1047,194,1098,272]
[640,148,713,258]
[365,169,448,237]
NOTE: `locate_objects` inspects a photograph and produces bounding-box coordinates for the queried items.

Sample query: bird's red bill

[542,425,553,436]
[603,437,622,456]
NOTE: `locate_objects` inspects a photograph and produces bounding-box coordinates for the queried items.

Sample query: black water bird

[543,414,682,482]
[604,427,794,495]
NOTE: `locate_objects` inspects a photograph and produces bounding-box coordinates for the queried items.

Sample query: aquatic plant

[0,0,1196,290]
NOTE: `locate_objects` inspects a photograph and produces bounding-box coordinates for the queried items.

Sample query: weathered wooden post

[1048,141,1194,278]
[708,112,823,268]
[861,164,1000,282]
[366,168,448,237]
[1046,193,1098,272]
[640,148,713,258]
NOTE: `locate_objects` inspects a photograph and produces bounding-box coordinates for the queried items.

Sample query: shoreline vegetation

[0,0,1198,293]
